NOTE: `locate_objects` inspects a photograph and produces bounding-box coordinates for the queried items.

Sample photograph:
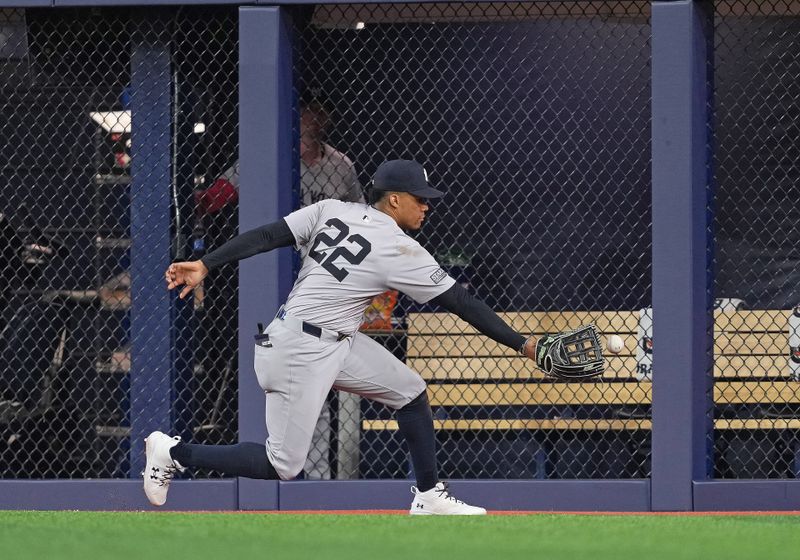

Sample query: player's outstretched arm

[431,285,604,379]
[199,219,296,271]
[430,283,530,357]
[165,219,295,299]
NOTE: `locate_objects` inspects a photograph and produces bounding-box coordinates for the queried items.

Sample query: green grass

[1,511,799,560]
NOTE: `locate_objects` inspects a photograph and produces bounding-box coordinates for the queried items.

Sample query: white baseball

[606,335,624,354]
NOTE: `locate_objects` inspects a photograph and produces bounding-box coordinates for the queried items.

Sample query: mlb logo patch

[430,268,447,284]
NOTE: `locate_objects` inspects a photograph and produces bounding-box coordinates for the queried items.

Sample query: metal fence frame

[1,0,797,511]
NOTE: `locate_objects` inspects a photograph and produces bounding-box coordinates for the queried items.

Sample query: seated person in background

[194,98,364,215]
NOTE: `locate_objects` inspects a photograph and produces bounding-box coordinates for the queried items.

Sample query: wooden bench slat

[714,310,792,332]
[427,382,650,406]
[426,381,800,406]
[407,311,639,335]
[362,418,800,431]
[714,333,788,354]
[363,419,650,431]
[408,356,637,381]
[409,355,794,380]
[408,334,636,358]
[407,310,793,335]
[714,355,790,377]
[717,419,800,430]
[716,381,800,405]
[408,332,789,358]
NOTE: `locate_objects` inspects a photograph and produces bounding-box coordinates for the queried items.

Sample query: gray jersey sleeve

[387,240,456,303]
[283,200,332,247]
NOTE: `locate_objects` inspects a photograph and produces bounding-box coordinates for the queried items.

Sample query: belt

[275,306,350,343]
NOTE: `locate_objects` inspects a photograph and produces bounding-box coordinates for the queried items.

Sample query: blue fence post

[129,16,194,477]
[237,5,295,510]
[651,0,714,511]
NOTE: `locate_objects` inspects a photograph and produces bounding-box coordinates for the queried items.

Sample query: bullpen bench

[362,310,800,477]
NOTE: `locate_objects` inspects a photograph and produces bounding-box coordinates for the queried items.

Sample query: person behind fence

[148,159,600,514]
[194,98,364,216]
[193,97,364,480]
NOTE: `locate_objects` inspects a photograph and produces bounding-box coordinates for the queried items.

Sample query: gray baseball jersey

[283,199,455,334]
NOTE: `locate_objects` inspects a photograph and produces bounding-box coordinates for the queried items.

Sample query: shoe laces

[148,463,179,487]
[434,482,464,504]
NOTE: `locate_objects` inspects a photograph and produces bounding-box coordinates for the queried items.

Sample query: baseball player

[147,159,598,514]
[194,98,363,480]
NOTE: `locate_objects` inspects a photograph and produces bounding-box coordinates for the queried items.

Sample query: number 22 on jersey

[308,218,372,282]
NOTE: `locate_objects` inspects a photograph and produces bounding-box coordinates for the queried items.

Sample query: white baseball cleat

[142,431,185,506]
[409,482,487,515]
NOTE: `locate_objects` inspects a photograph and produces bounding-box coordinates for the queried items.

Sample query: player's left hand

[165,260,209,299]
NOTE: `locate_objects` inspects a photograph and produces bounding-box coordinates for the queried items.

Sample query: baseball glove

[534,324,605,380]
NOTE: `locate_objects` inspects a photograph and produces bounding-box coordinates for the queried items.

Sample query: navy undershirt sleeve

[200,219,295,271]
[430,283,526,352]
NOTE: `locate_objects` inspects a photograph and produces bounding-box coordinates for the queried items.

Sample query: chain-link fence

[5,1,797,485]
[294,1,653,480]
[0,6,238,478]
[711,0,800,479]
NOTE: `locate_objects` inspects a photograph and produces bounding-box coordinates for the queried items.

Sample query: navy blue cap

[372,159,444,199]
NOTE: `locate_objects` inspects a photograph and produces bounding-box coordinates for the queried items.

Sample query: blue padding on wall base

[2,1,52,6]
[53,1,242,5]
[280,480,413,511]
[0,480,238,511]
[279,480,651,512]
[0,479,650,512]
[694,481,800,512]
[237,479,280,511]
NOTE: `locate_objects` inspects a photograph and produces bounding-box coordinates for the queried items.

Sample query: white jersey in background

[283,199,455,334]
[300,144,364,206]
